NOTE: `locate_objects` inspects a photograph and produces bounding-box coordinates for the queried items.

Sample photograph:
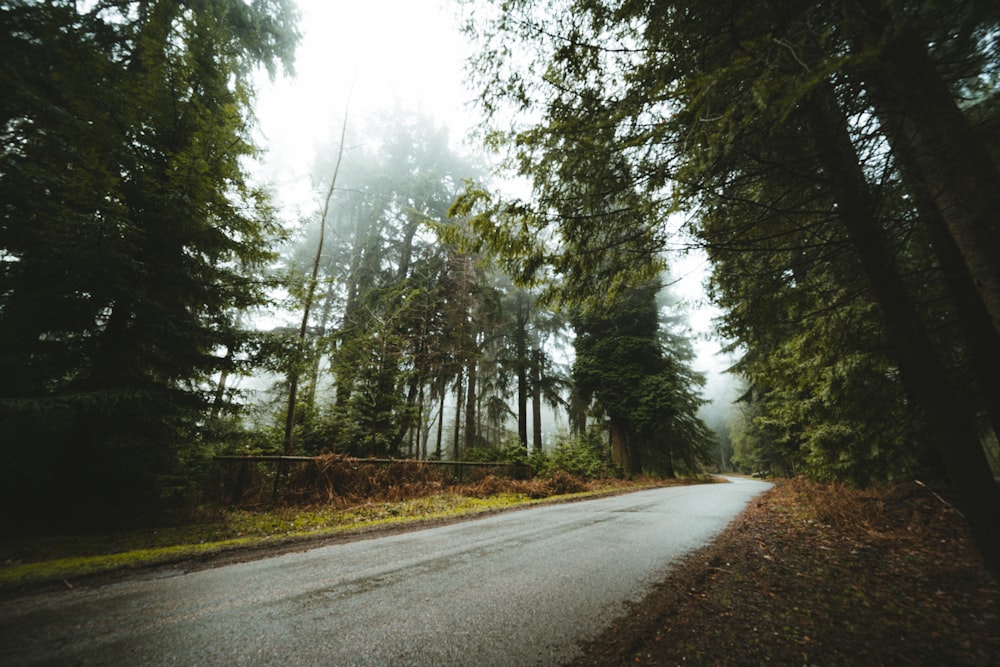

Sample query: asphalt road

[0,477,770,666]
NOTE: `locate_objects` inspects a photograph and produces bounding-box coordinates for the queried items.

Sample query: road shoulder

[569,478,1000,665]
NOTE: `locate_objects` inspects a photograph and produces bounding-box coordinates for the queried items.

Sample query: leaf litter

[570,477,1000,666]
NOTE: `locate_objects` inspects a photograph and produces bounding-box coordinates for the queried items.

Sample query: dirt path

[570,478,1000,665]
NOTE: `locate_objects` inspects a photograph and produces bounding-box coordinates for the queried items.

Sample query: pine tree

[573,284,712,476]
[0,0,298,529]
[460,0,1000,572]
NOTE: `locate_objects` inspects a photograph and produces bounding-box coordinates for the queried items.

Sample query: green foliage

[270,111,487,459]
[0,0,298,530]
[708,202,927,484]
[462,429,611,480]
[270,109,579,464]
[461,0,1000,493]
[537,428,609,480]
[573,284,714,477]
[0,492,556,590]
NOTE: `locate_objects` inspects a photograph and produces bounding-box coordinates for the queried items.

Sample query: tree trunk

[531,347,543,452]
[858,22,1000,341]
[452,369,464,461]
[464,357,477,452]
[434,381,445,460]
[303,279,338,410]
[395,216,420,283]
[886,121,1000,454]
[284,100,350,457]
[515,299,529,450]
[210,351,231,420]
[609,419,634,476]
[415,382,425,459]
[335,209,375,410]
[389,375,421,457]
[805,85,1000,575]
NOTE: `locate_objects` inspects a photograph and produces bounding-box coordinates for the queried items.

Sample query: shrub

[545,470,587,494]
[540,429,608,479]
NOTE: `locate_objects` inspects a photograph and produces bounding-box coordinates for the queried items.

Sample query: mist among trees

[1,1,712,535]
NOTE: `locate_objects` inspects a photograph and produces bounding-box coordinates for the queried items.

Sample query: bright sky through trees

[254,0,477,215]
[251,0,734,402]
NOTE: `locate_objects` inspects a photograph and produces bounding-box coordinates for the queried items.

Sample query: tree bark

[465,357,478,451]
[858,23,1000,341]
[452,368,464,461]
[416,382,425,459]
[284,99,350,456]
[303,279,338,410]
[804,84,1000,575]
[515,297,529,450]
[886,120,1000,454]
[434,381,445,460]
[609,419,631,476]
[531,347,543,452]
[390,375,421,457]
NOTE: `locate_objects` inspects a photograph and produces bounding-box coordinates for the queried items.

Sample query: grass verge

[0,476,698,594]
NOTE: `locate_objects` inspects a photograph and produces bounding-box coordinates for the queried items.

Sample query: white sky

[253,0,477,217]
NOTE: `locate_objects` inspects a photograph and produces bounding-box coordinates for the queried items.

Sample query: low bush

[545,470,588,494]
[535,429,609,480]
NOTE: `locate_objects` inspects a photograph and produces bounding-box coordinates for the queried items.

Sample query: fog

[251,0,743,428]
[253,0,478,216]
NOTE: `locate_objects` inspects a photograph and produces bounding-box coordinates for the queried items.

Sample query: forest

[2,1,999,574]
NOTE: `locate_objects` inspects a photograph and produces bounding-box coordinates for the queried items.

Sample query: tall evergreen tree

[460,0,1000,571]
[0,0,298,529]
[573,284,712,476]
[275,112,483,458]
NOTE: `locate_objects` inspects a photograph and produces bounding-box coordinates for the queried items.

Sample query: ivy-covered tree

[0,0,298,529]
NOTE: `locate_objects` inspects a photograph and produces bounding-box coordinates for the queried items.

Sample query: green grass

[0,490,608,592]
[0,475,712,592]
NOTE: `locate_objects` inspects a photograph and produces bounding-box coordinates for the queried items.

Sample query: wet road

[0,477,770,666]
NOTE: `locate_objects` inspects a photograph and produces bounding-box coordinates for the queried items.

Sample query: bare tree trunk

[416,382,425,459]
[858,21,1000,340]
[464,357,477,452]
[610,419,632,476]
[887,117,1000,453]
[274,99,350,498]
[927,234,1000,471]
[390,376,420,456]
[435,381,445,459]
[453,368,464,461]
[395,216,420,283]
[531,347,543,452]
[515,297,529,450]
[302,279,338,410]
[283,98,350,457]
[211,345,232,420]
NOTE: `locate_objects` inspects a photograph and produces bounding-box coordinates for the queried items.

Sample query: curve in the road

[0,478,771,666]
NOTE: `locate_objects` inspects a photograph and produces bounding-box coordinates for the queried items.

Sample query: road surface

[0,477,770,666]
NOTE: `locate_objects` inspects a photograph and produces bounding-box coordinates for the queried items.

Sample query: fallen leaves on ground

[571,477,1000,666]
